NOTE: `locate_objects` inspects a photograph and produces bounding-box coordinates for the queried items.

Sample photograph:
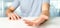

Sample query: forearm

[35,3,50,24]
[41,3,50,16]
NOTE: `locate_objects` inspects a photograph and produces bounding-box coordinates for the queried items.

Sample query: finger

[33,23,39,26]
[23,19,34,26]
[10,15,14,20]
[32,22,36,26]
[14,13,21,20]
[8,16,11,20]
[23,19,31,23]
[27,24,33,26]
[8,15,13,20]
[26,22,33,26]
[8,14,11,20]
[24,19,31,24]
[12,15,16,20]
[27,22,34,26]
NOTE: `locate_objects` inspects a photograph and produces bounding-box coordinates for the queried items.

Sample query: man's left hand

[23,15,49,26]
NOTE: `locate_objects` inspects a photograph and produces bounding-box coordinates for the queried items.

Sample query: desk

[0,17,60,28]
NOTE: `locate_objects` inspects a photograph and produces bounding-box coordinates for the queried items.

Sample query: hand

[7,13,21,20]
[23,19,38,26]
[23,15,48,26]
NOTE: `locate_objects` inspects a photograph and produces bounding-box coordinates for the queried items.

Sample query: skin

[6,6,21,20]
[23,3,50,26]
[6,2,50,26]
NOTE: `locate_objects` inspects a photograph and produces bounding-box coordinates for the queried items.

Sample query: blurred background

[0,0,60,17]
[0,0,3,17]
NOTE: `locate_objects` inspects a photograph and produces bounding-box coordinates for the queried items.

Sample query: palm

[24,15,48,26]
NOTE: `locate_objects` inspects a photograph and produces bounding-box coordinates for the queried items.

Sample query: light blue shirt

[11,0,50,17]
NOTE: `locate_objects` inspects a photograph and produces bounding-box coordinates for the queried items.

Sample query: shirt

[11,0,50,17]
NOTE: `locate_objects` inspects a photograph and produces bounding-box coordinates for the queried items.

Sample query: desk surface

[0,17,60,28]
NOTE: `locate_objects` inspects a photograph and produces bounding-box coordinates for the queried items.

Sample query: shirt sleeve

[42,0,50,4]
[11,0,20,9]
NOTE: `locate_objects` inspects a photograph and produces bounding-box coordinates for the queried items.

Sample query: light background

[0,0,60,17]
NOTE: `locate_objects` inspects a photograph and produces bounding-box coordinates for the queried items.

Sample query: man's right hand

[6,6,21,20]
[7,13,21,20]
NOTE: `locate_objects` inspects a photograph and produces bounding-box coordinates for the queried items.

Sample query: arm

[6,0,21,20]
[35,2,50,25]
[33,0,50,25]
[41,3,50,16]
[6,6,21,20]
[24,0,50,26]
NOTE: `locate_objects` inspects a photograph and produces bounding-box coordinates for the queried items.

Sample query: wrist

[6,12,12,16]
[35,15,49,24]
[39,14,49,20]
